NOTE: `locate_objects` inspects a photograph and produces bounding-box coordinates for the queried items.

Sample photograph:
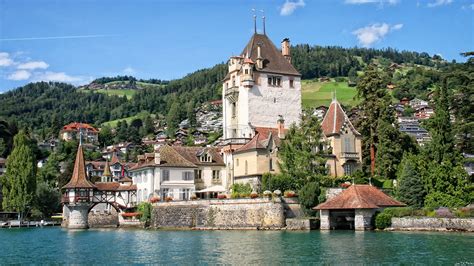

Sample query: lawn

[102,112,156,128]
[95,89,136,99]
[301,80,359,108]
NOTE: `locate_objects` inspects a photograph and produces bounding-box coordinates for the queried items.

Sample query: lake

[0,228,472,264]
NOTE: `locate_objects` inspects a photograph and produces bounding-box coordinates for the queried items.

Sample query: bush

[264,174,295,192]
[375,213,392,229]
[231,183,252,195]
[137,202,152,224]
[298,182,320,216]
[454,208,474,218]
[424,192,466,208]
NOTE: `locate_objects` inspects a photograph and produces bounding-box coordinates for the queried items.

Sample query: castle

[220,20,302,190]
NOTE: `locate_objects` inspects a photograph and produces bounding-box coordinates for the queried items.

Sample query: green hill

[301,80,359,108]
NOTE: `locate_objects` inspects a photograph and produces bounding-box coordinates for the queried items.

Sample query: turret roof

[241,33,300,76]
[321,99,361,137]
[63,145,96,189]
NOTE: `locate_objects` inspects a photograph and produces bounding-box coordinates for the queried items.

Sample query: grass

[301,80,359,108]
[96,89,136,99]
[102,112,156,127]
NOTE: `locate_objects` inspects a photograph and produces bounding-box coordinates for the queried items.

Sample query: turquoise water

[0,227,472,264]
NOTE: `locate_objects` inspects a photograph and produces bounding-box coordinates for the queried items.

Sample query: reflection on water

[0,228,472,264]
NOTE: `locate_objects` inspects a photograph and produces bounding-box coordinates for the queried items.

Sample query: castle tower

[221,21,302,189]
[62,144,96,229]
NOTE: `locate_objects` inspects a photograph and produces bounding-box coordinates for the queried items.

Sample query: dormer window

[199,153,212,163]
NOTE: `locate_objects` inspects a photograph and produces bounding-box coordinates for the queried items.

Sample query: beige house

[231,121,286,190]
[321,98,362,177]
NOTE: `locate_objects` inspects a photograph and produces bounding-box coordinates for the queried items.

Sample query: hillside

[0,45,450,138]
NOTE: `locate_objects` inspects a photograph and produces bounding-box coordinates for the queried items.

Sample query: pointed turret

[62,144,95,189]
[102,159,112,182]
[321,97,361,137]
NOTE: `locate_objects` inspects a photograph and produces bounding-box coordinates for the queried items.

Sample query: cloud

[0,52,14,67]
[352,23,403,47]
[427,0,453,7]
[344,0,399,5]
[280,0,305,16]
[461,3,474,10]
[0,34,119,42]
[34,71,83,83]
[17,61,49,70]
[7,70,31,80]
[123,67,136,75]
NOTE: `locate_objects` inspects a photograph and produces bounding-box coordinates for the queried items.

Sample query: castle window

[290,79,294,88]
[245,160,248,175]
[343,162,356,176]
[269,158,274,171]
[267,76,282,87]
[231,102,236,118]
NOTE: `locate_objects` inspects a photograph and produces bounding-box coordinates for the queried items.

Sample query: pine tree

[1,130,37,217]
[355,64,391,175]
[396,154,426,208]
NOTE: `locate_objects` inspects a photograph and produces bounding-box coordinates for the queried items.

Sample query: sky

[0,0,473,92]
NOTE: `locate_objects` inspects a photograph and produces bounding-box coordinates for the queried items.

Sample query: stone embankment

[150,197,309,230]
[389,217,474,232]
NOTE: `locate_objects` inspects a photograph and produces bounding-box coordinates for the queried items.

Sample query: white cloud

[427,0,453,7]
[7,70,31,80]
[123,67,136,75]
[344,0,399,5]
[0,52,14,67]
[35,71,84,83]
[280,0,305,16]
[17,61,49,70]
[352,23,403,47]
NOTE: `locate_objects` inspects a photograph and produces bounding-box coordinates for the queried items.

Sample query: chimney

[277,115,285,139]
[154,152,161,165]
[256,45,263,69]
[281,38,291,63]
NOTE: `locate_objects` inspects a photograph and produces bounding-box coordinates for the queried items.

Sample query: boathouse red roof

[313,185,405,210]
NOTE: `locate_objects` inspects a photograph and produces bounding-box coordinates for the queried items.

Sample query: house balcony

[212,179,222,185]
[195,179,205,189]
[339,152,360,160]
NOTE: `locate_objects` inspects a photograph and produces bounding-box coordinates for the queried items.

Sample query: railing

[339,152,360,160]
[212,179,222,185]
[195,179,204,184]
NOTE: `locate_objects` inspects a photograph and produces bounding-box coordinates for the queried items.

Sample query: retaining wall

[390,217,474,232]
[151,198,301,230]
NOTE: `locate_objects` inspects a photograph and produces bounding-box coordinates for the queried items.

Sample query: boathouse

[313,185,405,230]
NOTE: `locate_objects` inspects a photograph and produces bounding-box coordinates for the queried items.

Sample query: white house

[129,145,225,202]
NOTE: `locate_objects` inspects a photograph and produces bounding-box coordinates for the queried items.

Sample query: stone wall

[151,198,289,230]
[390,217,474,232]
[88,209,119,228]
[286,218,319,230]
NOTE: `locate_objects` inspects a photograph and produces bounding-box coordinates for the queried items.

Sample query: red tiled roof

[321,99,360,137]
[94,182,136,191]
[110,153,120,164]
[129,145,197,170]
[61,122,98,132]
[171,146,225,166]
[313,185,405,210]
[63,145,96,189]
[235,127,286,153]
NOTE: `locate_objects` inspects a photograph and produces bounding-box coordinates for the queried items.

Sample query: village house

[60,122,99,144]
[86,153,134,181]
[321,98,363,177]
[101,142,135,160]
[220,23,302,191]
[128,145,225,202]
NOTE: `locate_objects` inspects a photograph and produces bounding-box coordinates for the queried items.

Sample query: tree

[98,125,114,147]
[298,182,320,216]
[187,100,197,128]
[166,101,180,136]
[375,120,404,179]
[396,154,426,208]
[35,181,61,218]
[355,64,392,175]
[1,130,37,217]
[279,110,328,189]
